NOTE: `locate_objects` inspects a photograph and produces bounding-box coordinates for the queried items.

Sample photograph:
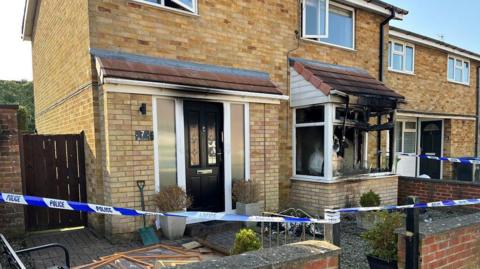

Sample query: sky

[0,1,479,81]
[0,1,32,81]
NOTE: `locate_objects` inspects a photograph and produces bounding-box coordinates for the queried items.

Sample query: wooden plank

[44,136,59,228]
[55,136,71,226]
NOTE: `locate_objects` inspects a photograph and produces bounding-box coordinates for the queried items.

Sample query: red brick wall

[0,105,25,237]
[398,177,480,207]
[397,216,480,269]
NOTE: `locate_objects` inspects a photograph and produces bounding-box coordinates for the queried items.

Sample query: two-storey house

[22,0,478,239]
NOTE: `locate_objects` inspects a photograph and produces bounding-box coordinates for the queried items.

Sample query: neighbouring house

[21,0,479,239]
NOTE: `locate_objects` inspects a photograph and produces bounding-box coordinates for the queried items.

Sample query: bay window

[388,41,415,74]
[448,56,470,85]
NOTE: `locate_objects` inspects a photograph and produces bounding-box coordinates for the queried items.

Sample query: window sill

[447,79,470,87]
[388,69,415,76]
[301,38,356,52]
[129,0,199,18]
[291,172,395,184]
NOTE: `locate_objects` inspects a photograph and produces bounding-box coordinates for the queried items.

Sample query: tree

[0,80,35,132]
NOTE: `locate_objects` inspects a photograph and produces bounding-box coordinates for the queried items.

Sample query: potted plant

[231,228,261,255]
[362,211,403,269]
[154,186,192,240]
[357,190,381,230]
[233,180,261,227]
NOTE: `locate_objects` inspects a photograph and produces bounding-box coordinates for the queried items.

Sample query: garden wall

[397,213,480,269]
[398,177,480,207]
[171,240,341,269]
[0,105,25,237]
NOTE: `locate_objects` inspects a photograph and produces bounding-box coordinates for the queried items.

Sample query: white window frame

[303,1,356,51]
[133,0,198,15]
[302,0,330,39]
[388,40,415,74]
[395,120,417,154]
[447,55,470,85]
[292,104,333,181]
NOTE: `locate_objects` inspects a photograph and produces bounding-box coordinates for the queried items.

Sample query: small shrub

[361,211,403,262]
[360,190,381,207]
[231,228,261,255]
[232,180,260,204]
[154,186,192,212]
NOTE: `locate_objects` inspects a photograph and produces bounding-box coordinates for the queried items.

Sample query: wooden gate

[21,133,87,231]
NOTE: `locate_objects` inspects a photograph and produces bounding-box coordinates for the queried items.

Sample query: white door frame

[153,96,250,223]
[416,118,444,179]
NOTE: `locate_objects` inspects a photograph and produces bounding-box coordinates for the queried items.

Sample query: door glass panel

[395,122,403,152]
[207,113,217,165]
[231,104,245,180]
[156,99,177,188]
[188,111,200,166]
[403,132,416,153]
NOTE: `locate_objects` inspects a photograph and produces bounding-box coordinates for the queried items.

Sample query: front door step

[185,221,242,238]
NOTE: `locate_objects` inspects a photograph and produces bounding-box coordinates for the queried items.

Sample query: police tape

[333,198,480,213]
[0,192,334,224]
[1,192,479,224]
[399,153,480,164]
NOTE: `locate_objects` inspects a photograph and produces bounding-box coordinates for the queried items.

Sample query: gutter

[379,8,396,82]
[476,67,480,156]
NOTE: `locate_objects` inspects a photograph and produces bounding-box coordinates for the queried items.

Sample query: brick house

[21,0,478,239]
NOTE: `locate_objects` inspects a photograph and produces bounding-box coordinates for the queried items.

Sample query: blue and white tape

[334,198,480,213]
[0,193,331,224]
[399,153,480,165]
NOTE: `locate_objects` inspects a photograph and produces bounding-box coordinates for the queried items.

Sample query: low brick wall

[397,213,480,269]
[398,177,480,206]
[170,240,340,269]
[290,175,398,215]
[0,105,25,237]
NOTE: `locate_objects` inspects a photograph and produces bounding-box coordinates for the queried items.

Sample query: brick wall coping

[397,212,480,237]
[292,174,397,184]
[399,176,480,187]
[0,104,19,109]
[167,240,341,269]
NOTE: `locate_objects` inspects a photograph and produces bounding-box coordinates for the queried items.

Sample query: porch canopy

[289,58,404,110]
[91,48,285,100]
[289,58,405,179]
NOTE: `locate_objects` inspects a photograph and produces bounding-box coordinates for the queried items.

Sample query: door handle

[197,169,213,175]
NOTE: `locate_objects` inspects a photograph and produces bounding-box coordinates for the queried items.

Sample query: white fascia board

[103,78,288,103]
[22,0,37,41]
[390,30,480,62]
[343,0,404,19]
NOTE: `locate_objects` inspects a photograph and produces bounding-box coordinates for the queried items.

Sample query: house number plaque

[135,130,154,141]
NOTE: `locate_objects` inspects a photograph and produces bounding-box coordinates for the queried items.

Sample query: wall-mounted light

[139,103,147,115]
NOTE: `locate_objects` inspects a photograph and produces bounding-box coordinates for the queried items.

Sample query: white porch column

[324,103,334,180]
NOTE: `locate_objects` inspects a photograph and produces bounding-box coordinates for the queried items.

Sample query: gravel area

[339,207,479,269]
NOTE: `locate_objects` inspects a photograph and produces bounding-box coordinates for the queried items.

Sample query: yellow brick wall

[385,42,479,116]
[30,0,104,231]
[290,176,398,216]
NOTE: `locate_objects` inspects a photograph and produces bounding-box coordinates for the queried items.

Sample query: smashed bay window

[295,106,325,178]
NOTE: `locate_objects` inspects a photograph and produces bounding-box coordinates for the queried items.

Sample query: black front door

[184,101,224,212]
[419,121,442,179]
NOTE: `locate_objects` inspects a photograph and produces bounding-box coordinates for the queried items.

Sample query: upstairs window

[303,0,329,38]
[388,41,414,74]
[448,56,470,85]
[142,0,196,13]
[303,1,355,49]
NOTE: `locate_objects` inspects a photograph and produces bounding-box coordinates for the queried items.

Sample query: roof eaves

[21,0,37,41]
